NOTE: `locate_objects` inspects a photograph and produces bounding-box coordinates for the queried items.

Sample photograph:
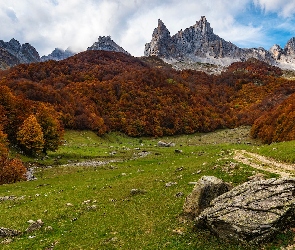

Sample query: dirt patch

[234,150,295,177]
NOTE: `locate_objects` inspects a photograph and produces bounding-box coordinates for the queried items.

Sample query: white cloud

[0,0,293,57]
[253,0,295,17]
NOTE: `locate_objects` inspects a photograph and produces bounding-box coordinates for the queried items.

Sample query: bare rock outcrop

[195,178,295,245]
[183,176,232,219]
[87,36,130,55]
[0,38,40,69]
[41,48,75,62]
[145,16,295,70]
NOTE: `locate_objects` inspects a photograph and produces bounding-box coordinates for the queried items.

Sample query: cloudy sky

[1,0,295,57]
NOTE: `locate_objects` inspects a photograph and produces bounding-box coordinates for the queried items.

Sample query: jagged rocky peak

[269,44,283,60]
[155,19,171,39]
[144,16,243,65]
[284,37,295,56]
[87,36,130,55]
[41,48,75,62]
[144,19,172,57]
[195,16,213,35]
[145,16,295,69]
[0,38,40,69]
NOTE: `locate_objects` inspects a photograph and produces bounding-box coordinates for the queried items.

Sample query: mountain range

[144,16,295,70]
[1,17,295,70]
[0,36,130,70]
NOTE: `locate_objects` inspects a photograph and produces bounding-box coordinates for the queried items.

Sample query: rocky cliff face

[269,38,295,69]
[0,38,40,69]
[41,48,75,62]
[145,16,295,69]
[87,36,130,55]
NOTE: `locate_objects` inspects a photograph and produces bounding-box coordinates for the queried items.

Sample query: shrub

[0,156,27,185]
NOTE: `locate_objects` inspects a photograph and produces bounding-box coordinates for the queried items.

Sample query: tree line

[0,50,294,183]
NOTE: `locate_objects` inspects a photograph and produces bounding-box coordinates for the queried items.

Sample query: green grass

[1,128,294,249]
[252,140,295,163]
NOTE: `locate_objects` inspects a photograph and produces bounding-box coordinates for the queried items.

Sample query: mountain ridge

[144,16,295,70]
[0,36,130,69]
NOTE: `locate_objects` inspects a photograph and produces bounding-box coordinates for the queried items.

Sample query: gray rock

[87,36,130,55]
[195,178,295,245]
[183,176,232,219]
[0,227,21,238]
[157,141,175,147]
[130,189,146,196]
[0,38,40,69]
[26,219,44,233]
[41,48,75,62]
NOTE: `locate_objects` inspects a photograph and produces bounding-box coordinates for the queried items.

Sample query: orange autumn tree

[17,115,45,156]
[0,127,27,185]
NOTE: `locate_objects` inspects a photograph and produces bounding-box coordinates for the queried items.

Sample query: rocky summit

[0,38,40,69]
[87,36,130,55]
[145,16,295,70]
[41,48,75,62]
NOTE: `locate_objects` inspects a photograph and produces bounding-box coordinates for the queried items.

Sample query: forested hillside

[0,51,294,149]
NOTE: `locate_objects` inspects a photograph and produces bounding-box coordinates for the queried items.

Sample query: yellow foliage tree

[17,115,45,155]
[35,103,64,154]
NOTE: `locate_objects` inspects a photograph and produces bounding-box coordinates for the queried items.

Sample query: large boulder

[195,178,295,245]
[183,176,232,219]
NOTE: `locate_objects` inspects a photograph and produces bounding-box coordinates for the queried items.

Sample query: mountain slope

[0,50,294,143]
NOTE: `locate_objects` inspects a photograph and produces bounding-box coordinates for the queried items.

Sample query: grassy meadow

[1,127,295,249]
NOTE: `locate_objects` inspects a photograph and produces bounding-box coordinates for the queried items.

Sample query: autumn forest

[0,51,295,183]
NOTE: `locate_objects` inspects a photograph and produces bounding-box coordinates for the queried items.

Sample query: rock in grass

[130,189,146,196]
[0,228,21,238]
[195,178,295,245]
[183,176,232,219]
[157,141,175,147]
[26,219,44,233]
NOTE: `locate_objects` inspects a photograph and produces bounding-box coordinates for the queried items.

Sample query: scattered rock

[165,182,177,187]
[0,228,21,238]
[82,200,91,204]
[172,228,184,235]
[183,176,232,219]
[45,226,53,231]
[157,141,175,147]
[26,219,44,233]
[66,203,73,206]
[130,189,147,196]
[87,205,97,210]
[195,178,295,245]
[174,149,183,153]
[1,238,13,244]
[175,192,184,198]
[0,196,16,202]
[26,167,37,181]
